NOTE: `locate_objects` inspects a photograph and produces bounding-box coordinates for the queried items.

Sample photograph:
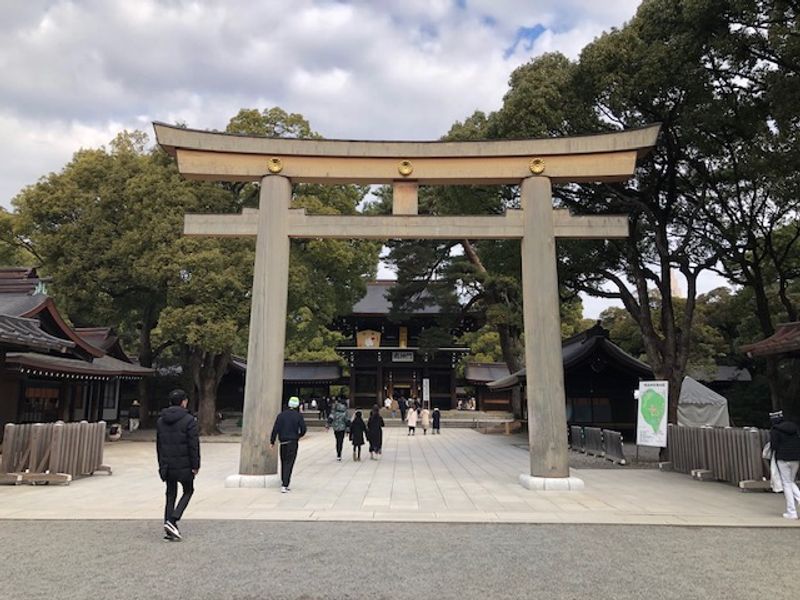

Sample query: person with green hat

[270,396,307,493]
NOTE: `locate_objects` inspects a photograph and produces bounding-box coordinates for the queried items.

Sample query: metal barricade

[584,427,604,457]
[1,420,111,485]
[602,429,627,465]
[569,425,584,452]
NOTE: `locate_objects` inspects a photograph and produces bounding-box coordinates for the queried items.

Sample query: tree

[12,131,232,425]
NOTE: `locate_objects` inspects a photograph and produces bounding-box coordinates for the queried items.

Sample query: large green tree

[12,131,232,424]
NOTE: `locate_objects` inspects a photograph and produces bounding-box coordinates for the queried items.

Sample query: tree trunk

[137,314,155,427]
[188,348,231,436]
[197,376,218,436]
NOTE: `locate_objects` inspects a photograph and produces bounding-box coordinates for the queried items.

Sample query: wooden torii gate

[155,122,659,490]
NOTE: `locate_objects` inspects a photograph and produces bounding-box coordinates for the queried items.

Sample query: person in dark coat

[398,395,407,423]
[769,410,800,519]
[270,396,307,493]
[349,411,368,461]
[367,404,385,460]
[128,400,140,432]
[432,407,441,434]
[156,389,200,541]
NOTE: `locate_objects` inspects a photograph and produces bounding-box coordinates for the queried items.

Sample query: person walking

[769,410,800,519]
[327,399,350,461]
[384,394,394,418]
[367,404,385,459]
[398,395,408,423]
[349,410,368,461]
[432,407,441,434]
[128,400,140,432]
[420,406,430,435]
[156,389,199,541]
[318,396,328,421]
[406,404,418,436]
[270,396,307,493]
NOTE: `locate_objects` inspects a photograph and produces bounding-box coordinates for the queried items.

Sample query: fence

[569,426,584,453]
[666,424,769,488]
[568,426,627,465]
[1,421,111,485]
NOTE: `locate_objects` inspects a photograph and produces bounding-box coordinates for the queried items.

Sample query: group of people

[155,388,800,541]
[326,400,385,461]
[403,402,441,436]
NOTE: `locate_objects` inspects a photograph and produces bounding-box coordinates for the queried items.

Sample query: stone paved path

[0,429,796,526]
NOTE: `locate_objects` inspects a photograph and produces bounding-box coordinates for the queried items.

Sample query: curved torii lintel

[153,122,660,185]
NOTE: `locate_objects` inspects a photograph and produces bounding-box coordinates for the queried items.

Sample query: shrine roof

[488,323,652,389]
[740,322,800,357]
[351,281,442,316]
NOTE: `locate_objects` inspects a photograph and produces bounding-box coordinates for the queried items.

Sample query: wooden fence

[666,424,769,488]
[1,421,111,485]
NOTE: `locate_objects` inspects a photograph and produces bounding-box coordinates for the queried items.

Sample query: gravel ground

[1,520,795,600]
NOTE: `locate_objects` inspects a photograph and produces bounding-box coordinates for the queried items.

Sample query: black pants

[400,408,407,422]
[164,477,194,524]
[280,440,298,487]
[334,430,345,458]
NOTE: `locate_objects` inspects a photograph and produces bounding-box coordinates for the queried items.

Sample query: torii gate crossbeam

[155,122,660,491]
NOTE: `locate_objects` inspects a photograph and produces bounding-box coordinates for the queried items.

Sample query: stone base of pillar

[518,473,584,491]
[225,474,281,489]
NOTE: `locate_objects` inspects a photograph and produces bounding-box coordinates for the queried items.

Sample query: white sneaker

[281,486,288,493]
[164,521,182,540]
[782,512,798,520]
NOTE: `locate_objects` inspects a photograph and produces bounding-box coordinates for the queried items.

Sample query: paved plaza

[0,429,795,526]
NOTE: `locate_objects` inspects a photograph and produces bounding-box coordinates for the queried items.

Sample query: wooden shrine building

[0,268,152,432]
[335,281,469,409]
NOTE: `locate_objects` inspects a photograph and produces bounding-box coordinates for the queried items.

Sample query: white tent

[677,376,731,427]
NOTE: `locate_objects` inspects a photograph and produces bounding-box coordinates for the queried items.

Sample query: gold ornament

[398,160,414,177]
[529,158,545,175]
[267,157,283,173]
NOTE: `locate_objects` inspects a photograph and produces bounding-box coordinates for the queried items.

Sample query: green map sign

[636,381,668,447]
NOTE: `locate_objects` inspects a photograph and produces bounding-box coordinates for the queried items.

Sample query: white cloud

[0,0,644,205]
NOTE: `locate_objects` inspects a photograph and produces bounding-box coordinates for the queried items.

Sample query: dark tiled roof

[75,327,132,362]
[488,324,653,389]
[0,293,48,317]
[0,315,75,353]
[464,362,511,383]
[740,322,800,357]
[351,281,441,315]
[688,365,752,383]
[229,358,343,383]
[6,352,154,378]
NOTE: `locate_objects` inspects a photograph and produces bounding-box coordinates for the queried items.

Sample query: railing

[1,421,111,485]
[568,426,627,465]
[666,424,769,488]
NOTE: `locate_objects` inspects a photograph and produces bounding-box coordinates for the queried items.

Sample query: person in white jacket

[420,407,430,435]
[406,404,418,436]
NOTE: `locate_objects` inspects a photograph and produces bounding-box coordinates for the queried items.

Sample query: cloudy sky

[2,0,702,317]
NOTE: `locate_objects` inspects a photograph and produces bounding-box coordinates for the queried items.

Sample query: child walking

[432,408,441,434]
[349,410,367,461]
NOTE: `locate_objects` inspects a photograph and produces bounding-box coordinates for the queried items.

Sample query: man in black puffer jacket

[157,389,200,540]
[769,410,800,520]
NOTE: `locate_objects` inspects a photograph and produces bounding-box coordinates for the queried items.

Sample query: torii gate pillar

[519,176,579,489]
[235,176,291,484]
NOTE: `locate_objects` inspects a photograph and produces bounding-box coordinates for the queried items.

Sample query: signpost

[636,381,669,448]
[422,378,430,410]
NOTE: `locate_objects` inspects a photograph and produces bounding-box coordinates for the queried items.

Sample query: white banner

[636,380,669,448]
[422,378,430,409]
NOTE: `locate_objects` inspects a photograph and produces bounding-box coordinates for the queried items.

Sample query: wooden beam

[184,209,628,239]
[175,149,640,185]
